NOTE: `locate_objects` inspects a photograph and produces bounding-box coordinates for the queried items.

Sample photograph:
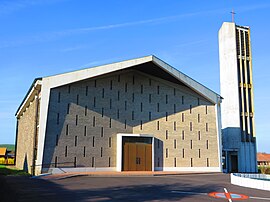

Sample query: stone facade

[42,69,219,171]
[16,96,39,173]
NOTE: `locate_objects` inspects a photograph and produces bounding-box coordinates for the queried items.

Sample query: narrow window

[109,137,112,147]
[132,93,134,102]
[149,94,152,103]
[206,123,209,132]
[140,121,143,130]
[85,105,87,116]
[125,101,127,111]
[76,94,79,105]
[101,127,104,137]
[165,112,168,121]
[109,118,112,128]
[76,115,78,126]
[165,130,168,140]
[157,103,160,112]
[198,149,201,158]
[149,112,151,121]
[110,80,113,90]
[174,121,176,131]
[65,146,68,157]
[197,98,200,105]
[206,105,208,114]
[206,140,209,149]
[102,88,105,98]
[149,79,152,86]
[83,146,86,157]
[125,83,127,92]
[84,126,87,136]
[117,91,120,101]
[66,124,69,135]
[191,158,193,167]
[140,103,143,112]
[118,75,120,82]
[55,156,58,168]
[182,148,185,158]
[157,121,160,130]
[198,114,200,123]
[182,96,184,104]
[75,136,77,146]
[174,88,176,96]
[94,80,97,87]
[157,139,160,149]
[92,157,95,167]
[56,134,58,146]
[67,103,70,114]
[109,157,111,167]
[207,158,209,167]
[132,111,134,120]
[101,147,103,157]
[93,97,96,107]
[141,85,143,94]
[86,86,88,96]
[117,109,120,119]
[92,136,95,147]
[198,131,201,140]
[93,116,96,127]
[190,122,192,131]
[174,158,177,167]
[157,85,160,94]
[174,104,176,113]
[101,108,104,117]
[124,120,127,129]
[132,75,135,85]
[110,99,112,109]
[190,105,192,114]
[174,139,176,149]
[68,85,71,93]
[58,92,61,103]
[190,140,193,149]
[166,94,168,104]
[182,130,185,140]
[74,157,77,167]
[57,113,59,125]
[166,148,168,158]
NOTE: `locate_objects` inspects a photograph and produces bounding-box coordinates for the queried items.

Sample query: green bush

[0,165,30,176]
[258,166,270,174]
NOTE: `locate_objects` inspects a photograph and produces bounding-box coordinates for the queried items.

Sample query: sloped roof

[257,153,270,162]
[0,148,7,156]
[16,55,222,117]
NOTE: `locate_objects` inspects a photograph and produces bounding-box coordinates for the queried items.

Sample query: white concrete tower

[219,22,257,173]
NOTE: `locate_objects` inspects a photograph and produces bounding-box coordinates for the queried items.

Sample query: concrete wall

[42,69,220,172]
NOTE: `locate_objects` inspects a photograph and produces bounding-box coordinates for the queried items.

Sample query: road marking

[224,188,233,202]
[250,196,270,201]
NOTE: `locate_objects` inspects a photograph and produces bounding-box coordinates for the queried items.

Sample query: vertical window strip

[206,105,208,114]
[149,112,151,121]
[75,136,77,146]
[101,127,104,137]
[190,140,193,149]
[132,75,135,85]
[76,115,78,126]
[92,136,95,147]
[157,85,160,94]
[157,121,160,130]
[174,121,176,131]
[56,134,58,146]
[85,106,87,116]
[182,96,184,104]
[109,118,112,128]
[166,148,168,158]
[110,99,112,109]
[92,157,95,167]
[190,105,192,114]
[182,113,185,122]
[93,116,96,127]
[182,148,185,158]
[74,157,77,167]
[141,103,143,112]
[109,157,111,167]
[166,94,168,104]
[109,137,112,147]
[198,149,201,158]
[67,103,70,114]
[55,156,58,168]
[132,93,134,102]
[191,158,193,167]
[110,80,113,90]
[182,130,185,140]
[174,88,176,96]
[174,104,176,113]
[198,131,201,140]
[66,124,69,135]
[101,108,104,117]
[206,123,209,132]
[65,146,68,157]
[165,130,168,140]
[102,88,105,98]
[86,86,88,96]
[57,113,59,125]
[83,146,86,157]
[68,85,71,93]
[124,120,127,129]
[157,103,160,112]
[101,147,103,157]
[198,114,200,123]
[174,158,177,167]
[206,140,209,149]
[197,98,200,105]
[94,80,97,87]
[174,139,176,149]
[207,158,209,167]
[76,94,79,105]
[84,126,87,136]
[140,121,143,130]
[190,122,192,131]
[93,97,96,107]
[118,91,120,101]
[117,109,120,119]
[125,101,127,110]
[149,94,152,103]
[165,112,168,121]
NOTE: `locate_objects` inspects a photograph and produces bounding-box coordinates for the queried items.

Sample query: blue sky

[0,0,269,152]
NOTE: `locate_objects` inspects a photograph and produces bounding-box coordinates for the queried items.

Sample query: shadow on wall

[23,154,28,173]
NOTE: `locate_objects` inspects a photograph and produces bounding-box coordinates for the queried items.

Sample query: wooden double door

[123,142,152,171]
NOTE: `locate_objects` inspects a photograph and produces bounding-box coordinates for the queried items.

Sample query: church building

[15,55,223,175]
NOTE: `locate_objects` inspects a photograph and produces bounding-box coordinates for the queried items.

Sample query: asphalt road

[2,173,270,202]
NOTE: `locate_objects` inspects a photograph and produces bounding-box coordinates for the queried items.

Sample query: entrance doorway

[122,137,152,171]
[230,154,238,173]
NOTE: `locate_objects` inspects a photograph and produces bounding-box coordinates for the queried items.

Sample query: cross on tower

[230,9,236,22]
